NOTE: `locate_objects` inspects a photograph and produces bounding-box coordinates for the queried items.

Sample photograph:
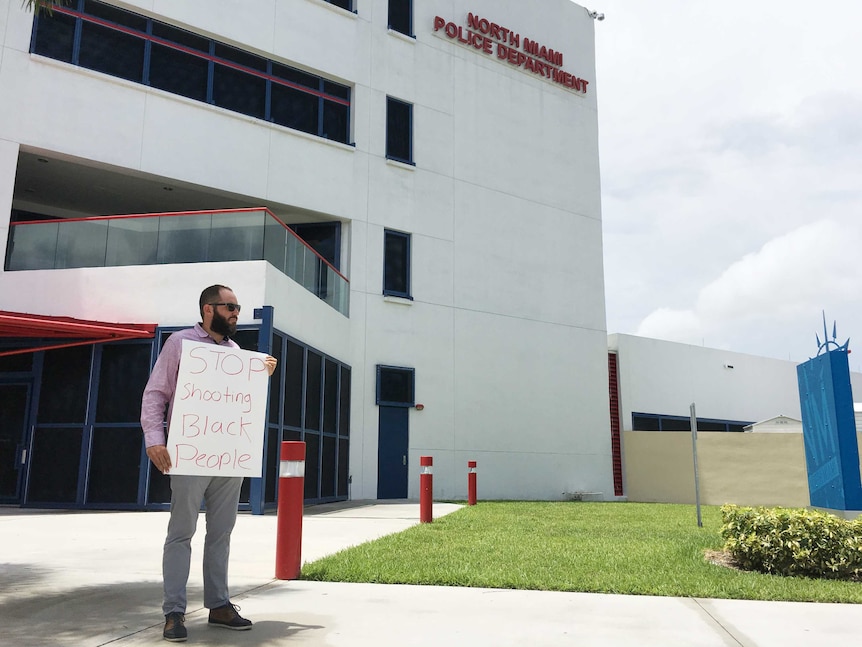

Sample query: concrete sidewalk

[2,501,861,646]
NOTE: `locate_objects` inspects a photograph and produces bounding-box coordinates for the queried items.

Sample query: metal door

[377,406,408,498]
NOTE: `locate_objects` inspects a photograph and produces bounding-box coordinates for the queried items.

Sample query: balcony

[4,208,349,316]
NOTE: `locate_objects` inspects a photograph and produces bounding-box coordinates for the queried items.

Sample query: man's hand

[264,355,277,376]
[146,445,172,474]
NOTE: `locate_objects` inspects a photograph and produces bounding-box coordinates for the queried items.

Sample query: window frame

[385,96,414,165]
[387,0,414,37]
[375,365,415,407]
[324,0,354,12]
[383,229,412,300]
[632,412,750,433]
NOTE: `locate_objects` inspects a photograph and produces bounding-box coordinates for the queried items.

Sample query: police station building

[0,0,614,511]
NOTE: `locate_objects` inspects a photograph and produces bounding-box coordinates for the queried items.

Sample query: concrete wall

[624,430,862,508]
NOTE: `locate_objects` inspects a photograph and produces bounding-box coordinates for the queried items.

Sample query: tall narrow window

[386,97,413,164]
[388,0,413,37]
[384,230,411,299]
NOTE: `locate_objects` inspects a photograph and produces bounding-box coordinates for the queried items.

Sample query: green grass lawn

[301,502,862,603]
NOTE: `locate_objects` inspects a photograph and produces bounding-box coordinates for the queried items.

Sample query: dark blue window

[383,229,411,299]
[272,64,320,133]
[388,0,413,36]
[632,412,750,433]
[31,8,75,62]
[149,23,209,101]
[376,365,415,407]
[78,0,146,82]
[212,43,267,119]
[290,222,341,270]
[386,97,413,164]
[31,0,351,144]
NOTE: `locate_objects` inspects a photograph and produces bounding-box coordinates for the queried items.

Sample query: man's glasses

[209,302,242,312]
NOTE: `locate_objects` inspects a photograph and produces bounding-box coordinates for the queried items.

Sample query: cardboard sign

[166,340,270,477]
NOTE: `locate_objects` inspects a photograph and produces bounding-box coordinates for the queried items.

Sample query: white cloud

[596,1,862,364]
[635,220,862,355]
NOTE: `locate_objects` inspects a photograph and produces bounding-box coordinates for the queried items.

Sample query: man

[141,284,277,643]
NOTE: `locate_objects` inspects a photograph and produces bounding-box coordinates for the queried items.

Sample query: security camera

[589,11,605,21]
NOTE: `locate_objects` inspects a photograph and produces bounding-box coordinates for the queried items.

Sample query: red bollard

[420,455,433,523]
[275,441,306,580]
[468,460,477,506]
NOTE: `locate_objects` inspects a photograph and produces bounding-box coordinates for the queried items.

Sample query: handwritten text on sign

[167,340,270,477]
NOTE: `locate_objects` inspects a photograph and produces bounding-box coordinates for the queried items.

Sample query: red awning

[0,310,156,358]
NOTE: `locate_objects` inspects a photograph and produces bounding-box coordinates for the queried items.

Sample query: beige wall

[623,431,819,507]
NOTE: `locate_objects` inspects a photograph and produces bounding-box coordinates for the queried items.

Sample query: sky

[591,1,862,369]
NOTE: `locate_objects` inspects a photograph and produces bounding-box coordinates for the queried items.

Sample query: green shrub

[720,504,862,580]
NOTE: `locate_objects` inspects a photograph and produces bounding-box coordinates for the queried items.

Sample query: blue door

[377,406,408,498]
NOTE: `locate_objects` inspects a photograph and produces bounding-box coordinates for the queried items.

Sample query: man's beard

[210,309,237,337]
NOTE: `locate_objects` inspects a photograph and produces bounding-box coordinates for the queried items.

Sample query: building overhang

[0,310,156,358]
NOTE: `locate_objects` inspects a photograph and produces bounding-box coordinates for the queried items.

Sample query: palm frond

[23,0,70,16]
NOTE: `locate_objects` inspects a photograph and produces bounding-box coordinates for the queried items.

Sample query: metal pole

[467,460,477,505]
[275,441,306,579]
[420,456,433,523]
[690,403,702,528]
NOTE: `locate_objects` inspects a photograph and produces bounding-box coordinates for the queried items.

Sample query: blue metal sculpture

[797,314,862,511]
[815,311,850,356]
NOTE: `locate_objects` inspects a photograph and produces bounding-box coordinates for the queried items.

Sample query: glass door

[0,382,32,503]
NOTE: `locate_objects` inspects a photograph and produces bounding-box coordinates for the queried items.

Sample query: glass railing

[5,208,349,316]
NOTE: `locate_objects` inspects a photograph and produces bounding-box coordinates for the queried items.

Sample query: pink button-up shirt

[140,323,239,448]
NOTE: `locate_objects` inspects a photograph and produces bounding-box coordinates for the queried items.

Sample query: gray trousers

[162,475,243,615]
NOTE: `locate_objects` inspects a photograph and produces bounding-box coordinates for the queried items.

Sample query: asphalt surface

[2,501,861,646]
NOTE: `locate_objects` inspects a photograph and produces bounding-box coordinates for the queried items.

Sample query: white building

[611,334,862,508]
[743,416,802,433]
[609,333,862,433]
[0,0,614,509]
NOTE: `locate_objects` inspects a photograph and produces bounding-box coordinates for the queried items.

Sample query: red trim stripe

[0,311,156,358]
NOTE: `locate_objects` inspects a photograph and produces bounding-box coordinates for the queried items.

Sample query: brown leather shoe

[163,612,187,642]
[208,602,252,630]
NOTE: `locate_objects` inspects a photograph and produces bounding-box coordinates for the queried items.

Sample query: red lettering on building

[522,38,564,67]
[468,12,519,47]
[552,68,589,93]
[437,15,586,94]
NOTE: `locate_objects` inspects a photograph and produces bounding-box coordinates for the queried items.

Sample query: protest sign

[166,340,270,477]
